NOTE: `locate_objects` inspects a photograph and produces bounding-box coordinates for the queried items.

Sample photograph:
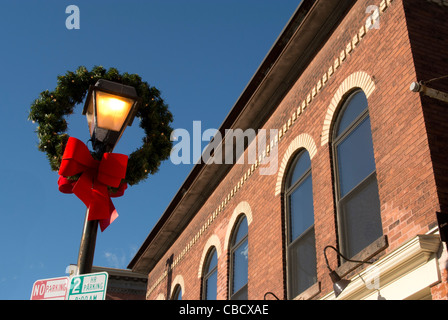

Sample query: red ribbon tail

[72,171,95,208]
[88,183,111,221]
[99,199,119,232]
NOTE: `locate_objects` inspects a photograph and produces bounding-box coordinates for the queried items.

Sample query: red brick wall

[403,0,448,300]
[404,0,448,215]
[145,0,447,300]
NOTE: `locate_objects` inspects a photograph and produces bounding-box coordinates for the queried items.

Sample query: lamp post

[77,79,140,275]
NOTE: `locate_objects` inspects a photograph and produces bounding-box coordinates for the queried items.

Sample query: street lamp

[83,79,140,154]
[77,79,140,275]
[323,245,373,298]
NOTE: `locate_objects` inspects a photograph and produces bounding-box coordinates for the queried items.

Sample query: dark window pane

[205,270,217,300]
[336,91,368,136]
[339,174,382,258]
[334,90,382,261]
[231,284,248,300]
[337,116,376,197]
[232,240,248,294]
[172,286,182,300]
[288,151,311,188]
[234,217,248,245]
[286,150,317,298]
[206,250,217,273]
[288,228,317,297]
[289,174,314,241]
[230,216,248,299]
[203,248,218,300]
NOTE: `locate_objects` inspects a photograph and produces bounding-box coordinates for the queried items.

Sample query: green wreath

[28,66,173,186]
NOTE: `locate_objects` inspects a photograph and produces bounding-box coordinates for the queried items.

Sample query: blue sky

[0,0,299,299]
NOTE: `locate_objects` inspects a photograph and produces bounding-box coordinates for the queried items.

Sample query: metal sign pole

[77,208,98,275]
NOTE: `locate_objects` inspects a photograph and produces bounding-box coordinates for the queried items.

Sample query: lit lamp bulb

[96,91,134,132]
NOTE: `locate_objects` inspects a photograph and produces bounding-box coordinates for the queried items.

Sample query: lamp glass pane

[95,91,134,132]
[85,97,95,136]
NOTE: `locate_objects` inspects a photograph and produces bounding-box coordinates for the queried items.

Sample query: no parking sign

[30,277,69,300]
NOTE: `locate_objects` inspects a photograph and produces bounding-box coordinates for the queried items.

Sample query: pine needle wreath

[28,66,173,186]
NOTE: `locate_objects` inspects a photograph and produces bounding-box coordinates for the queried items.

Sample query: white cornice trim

[322,234,441,300]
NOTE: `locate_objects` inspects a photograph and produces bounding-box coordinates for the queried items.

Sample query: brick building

[128,0,448,300]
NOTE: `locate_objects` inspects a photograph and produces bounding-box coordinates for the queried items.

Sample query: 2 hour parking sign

[67,272,108,300]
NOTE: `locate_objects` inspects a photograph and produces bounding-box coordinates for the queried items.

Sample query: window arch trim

[321,71,376,146]
[224,201,253,252]
[198,235,221,279]
[275,133,317,196]
[170,274,185,300]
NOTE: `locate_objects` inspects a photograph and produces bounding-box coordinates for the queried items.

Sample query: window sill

[293,282,321,300]
[336,235,388,278]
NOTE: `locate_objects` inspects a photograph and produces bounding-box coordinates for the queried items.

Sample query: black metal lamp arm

[324,245,373,272]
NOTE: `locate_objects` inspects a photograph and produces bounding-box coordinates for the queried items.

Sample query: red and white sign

[31,277,69,300]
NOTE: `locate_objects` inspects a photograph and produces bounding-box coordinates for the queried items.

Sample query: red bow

[58,137,128,231]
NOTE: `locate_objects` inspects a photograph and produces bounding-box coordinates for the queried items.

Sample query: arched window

[229,215,248,300]
[202,247,218,300]
[332,90,382,259]
[171,284,182,300]
[285,149,317,298]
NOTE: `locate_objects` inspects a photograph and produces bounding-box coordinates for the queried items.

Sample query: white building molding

[322,234,442,300]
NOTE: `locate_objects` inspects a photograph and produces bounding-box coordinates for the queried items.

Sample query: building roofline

[128,0,356,273]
